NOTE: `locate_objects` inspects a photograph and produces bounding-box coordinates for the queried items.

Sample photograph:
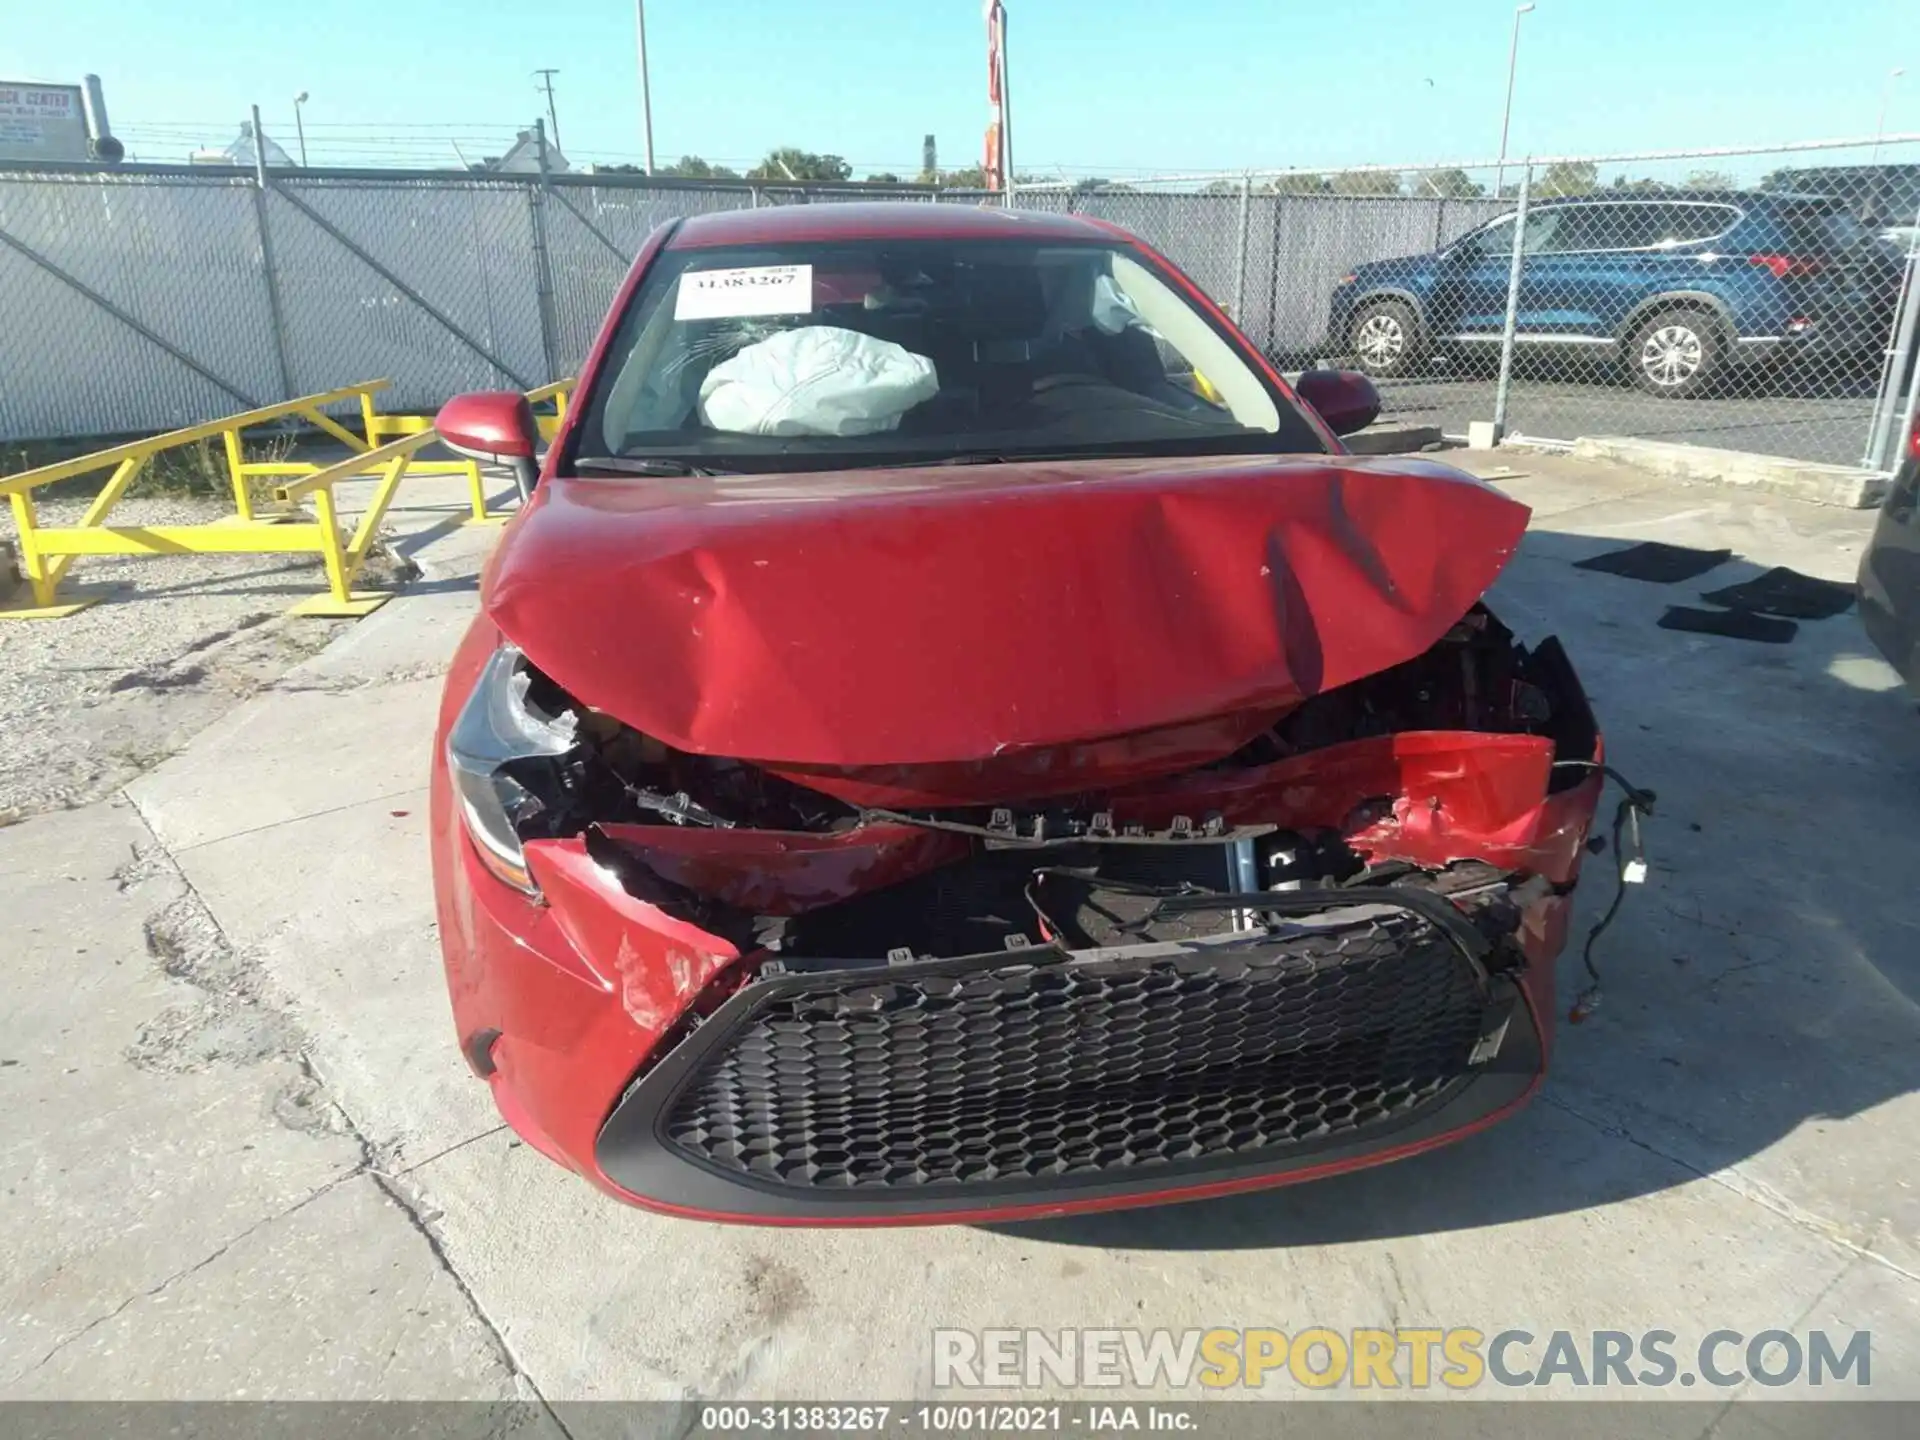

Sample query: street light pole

[293,91,309,168]
[635,0,656,174]
[1871,67,1906,168]
[1494,3,1535,198]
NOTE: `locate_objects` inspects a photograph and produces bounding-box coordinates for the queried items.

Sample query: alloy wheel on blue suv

[1347,298,1423,379]
[1329,193,1902,399]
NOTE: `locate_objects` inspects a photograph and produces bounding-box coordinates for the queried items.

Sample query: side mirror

[1293,369,1381,437]
[435,391,541,503]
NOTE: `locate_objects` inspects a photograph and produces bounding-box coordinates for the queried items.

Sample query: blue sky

[3,0,1915,175]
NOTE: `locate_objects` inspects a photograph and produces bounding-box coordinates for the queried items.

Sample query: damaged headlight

[446,645,578,896]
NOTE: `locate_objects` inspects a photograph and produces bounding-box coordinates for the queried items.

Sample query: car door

[1509,203,1641,340]
[1444,206,1577,338]
[1435,212,1520,337]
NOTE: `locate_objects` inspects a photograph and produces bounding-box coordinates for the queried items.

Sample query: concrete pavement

[1376,370,1882,466]
[5,453,1919,1404]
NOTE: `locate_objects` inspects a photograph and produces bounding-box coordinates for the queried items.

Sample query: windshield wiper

[573,456,732,477]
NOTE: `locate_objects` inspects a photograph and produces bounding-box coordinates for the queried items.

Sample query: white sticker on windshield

[673,264,814,321]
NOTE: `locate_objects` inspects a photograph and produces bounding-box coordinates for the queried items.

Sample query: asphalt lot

[4,453,1920,1411]
[1373,366,1882,466]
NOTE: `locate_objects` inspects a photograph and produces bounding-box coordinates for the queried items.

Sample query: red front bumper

[431,668,1598,1226]
[436,820,1566,1226]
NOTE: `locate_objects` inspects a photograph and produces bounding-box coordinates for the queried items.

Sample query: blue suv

[1329,193,1902,398]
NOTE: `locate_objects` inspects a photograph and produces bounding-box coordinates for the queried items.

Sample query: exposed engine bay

[452,605,1600,979]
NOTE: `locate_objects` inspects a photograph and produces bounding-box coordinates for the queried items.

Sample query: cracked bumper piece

[594,901,1543,1223]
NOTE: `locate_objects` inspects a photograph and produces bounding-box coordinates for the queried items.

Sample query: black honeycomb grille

[657,906,1495,1192]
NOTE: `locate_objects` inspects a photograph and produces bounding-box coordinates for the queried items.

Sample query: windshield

[572,237,1324,471]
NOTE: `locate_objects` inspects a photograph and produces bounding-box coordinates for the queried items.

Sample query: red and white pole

[983,1,1013,199]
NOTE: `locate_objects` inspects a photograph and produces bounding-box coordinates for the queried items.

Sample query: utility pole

[635,0,656,174]
[533,69,562,153]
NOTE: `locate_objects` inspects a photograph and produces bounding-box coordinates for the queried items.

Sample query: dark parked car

[1860,411,1920,693]
[429,202,1607,1225]
[1765,163,1920,254]
[1331,193,1904,397]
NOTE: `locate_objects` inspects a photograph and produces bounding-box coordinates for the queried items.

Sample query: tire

[1626,308,1725,398]
[1346,299,1425,379]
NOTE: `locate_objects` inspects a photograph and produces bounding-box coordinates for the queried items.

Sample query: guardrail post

[463,461,492,524]
[307,487,357,609]
[1491,161,1532,438]
[248,104,296,404]
[6,494,58,610]
[529,120,561,382]
[221,423,256,522]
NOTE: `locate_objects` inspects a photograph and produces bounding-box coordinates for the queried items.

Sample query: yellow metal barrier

[2,381,393,619]
[0,378,572,621]
[361,380,575,524]
[268,432,441,616]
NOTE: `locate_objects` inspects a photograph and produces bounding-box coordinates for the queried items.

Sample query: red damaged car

[429,203,1607,1225]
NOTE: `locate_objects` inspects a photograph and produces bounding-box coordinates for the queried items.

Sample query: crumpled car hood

[487,455,1529,773]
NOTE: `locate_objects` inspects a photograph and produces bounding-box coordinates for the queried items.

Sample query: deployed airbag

[698,326,938,437]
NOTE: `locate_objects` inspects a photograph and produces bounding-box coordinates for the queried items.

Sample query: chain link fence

[0,165,968,439]
[1031,139,1920,471]
[3,141,1917,476]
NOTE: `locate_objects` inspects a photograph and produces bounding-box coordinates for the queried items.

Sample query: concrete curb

[1345,423,1444,455]
[1567,435,1890,510]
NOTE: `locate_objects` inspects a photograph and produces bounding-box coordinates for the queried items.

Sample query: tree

[1416,167,1484,198]
[1535,160,1598,197]
[935,164,989,188]
[747,148,852,182]
[1262,173,1330,195]
[864,171,901,184]
[659,155,740,179]
[657,155,739,179]
[1331,169,1402,196]
[1684,168,1737,191]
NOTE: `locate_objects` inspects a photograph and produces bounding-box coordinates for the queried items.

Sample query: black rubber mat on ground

[1658,606,1800,644]
[1699,566,1856,620]
[1573,542,1734,583]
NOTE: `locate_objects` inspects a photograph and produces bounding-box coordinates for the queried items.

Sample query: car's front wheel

[1347,299,1424,379]
[1627,309,1724,398]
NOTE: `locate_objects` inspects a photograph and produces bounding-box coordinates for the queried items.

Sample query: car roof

[667,200,1119,250]
[1530,190,1838,210]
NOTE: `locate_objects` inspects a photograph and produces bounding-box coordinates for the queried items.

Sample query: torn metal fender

[488,455,1530,774]
[1106,731,1606,885]
[527,837,742,1035]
